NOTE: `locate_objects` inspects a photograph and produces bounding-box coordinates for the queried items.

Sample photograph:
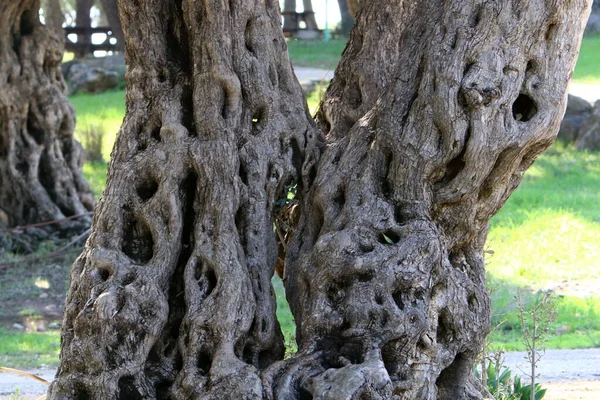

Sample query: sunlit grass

[0,329,60,369]
[572,35,600,84]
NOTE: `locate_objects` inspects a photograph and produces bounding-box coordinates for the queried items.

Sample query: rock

[48,322,61,330]
[68,67,119,95]
[576,100,600,151]
[585,13,600,36]
[36,322,47,332]
[557,95,600,150]
[39,292,48,299]
[12,323,25,330]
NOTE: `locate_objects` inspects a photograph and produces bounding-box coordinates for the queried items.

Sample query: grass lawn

[572,35,600,84]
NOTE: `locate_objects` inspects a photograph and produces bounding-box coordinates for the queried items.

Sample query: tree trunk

[98,0,125,52]
[47,0,319,398]
[0,0,94,230]
[347,0,359,17]
[49,0,590,399]
[44,0,65,29]
[282,0,298,32]
[272,1,590,399]
[75,0,93,58]
[337,0,354,36]
[302,0,319,31]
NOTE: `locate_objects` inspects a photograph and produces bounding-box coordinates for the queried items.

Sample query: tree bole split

[48,0,590,399]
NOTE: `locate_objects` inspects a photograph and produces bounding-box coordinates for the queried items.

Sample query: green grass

[572,35,600,84]
[0,329,60,368]
[69,90,125,161]
[286,39,346,70]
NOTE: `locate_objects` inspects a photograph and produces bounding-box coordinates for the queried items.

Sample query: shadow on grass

[487,274,600,351]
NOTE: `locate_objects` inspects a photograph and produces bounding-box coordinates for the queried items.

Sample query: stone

[68,67,119,95]
[48,322,61,330]
[39,292,48,299]
[12,323,25,330]
[576,100,600,151]
[37,322,47,332]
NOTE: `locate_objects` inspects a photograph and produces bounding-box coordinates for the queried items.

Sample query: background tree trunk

[49,0,590,399]
[337,0,354,36]
[302,0,319,31]
[282,0,299,32]
[0,0,94,229]
[74,0,93,58]
[98,0,125,52]
[48,0,319,398]
[44,0,65,29]
[347,0,359,17]
[271,0,591,399]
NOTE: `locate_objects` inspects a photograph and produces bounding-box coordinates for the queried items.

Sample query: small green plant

[80,124,106,163]
[516,290,557,400]
[475,357,547,400]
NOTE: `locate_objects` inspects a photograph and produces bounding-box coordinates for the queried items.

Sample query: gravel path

[1,349,599,398]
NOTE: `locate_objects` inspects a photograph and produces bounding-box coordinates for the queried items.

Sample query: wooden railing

[64,27,119,57]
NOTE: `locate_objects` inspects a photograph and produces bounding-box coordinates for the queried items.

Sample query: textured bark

[271,1,591,399]
[0,0,94,229]
[49,0,590,399]
[98,0,125,52]
[74,0,93,58]
[44,0,65,29]
[48,0,319,398]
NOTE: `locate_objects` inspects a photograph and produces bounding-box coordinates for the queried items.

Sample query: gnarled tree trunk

[271,1,590,398]
[48,0,319,398]
[0,0,94,230]
[74,0,93,58]
[44,0,65,29]
[49,0,590,399]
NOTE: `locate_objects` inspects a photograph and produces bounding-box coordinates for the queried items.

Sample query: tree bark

[272,0,591,399]
[0,0,94,229]
[347,0,359,17]
[74,0,93,58]
[282,0,298,32]
[49,0,590,399]
[98,0,125,52]
[44,0,65,29]
[48,0,319,398]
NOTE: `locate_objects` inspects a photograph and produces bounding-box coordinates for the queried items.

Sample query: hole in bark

[468,293,477,311]
[16,160,29,176]
[244,19,255,54]
[378,230,400,245]
[327,283,345,304]
[251,106,268,135]
[298,387,314,400]
[392,291,405,310]
[526,60,537,73]
[436,134,468,186]
[197,351,212,374]
[333,189,345,207]
[73,383,91,400]
[357,270,374,282]
[195,263,217,298]
[436,310,453,344]
[238,162,248,185]
[123,272,136,286]
[150,125,161,142]
[546,23,558,41]
[121,206,154,264]
[470,5,483,27]
[261,317,268,333]
[220,86,229,120]
[98,267,111,282]
[512,93,537,122]
[436,352,470,397]
[449,31,458,50]
[26,117,44,145]
[340,342,363,364]
[358,242,374,253]
[20,10,36,35]
[118,375,142,400]
[268,64,278,87]
[136,178,159,202]
[375,294,384,305]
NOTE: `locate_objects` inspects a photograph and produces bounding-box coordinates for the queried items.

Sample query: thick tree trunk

[337,0,354,36]
[0,0,94,229]
[271,1,590,399]
[49,0,590,399]
[347,0,359,17]
[44,0,65,29]
[48,0,319,398]
[98,0,125,52]
[75,0,93,58]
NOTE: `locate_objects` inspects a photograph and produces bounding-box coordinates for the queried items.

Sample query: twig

[0,212,94,233]
[0,366,49,385]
